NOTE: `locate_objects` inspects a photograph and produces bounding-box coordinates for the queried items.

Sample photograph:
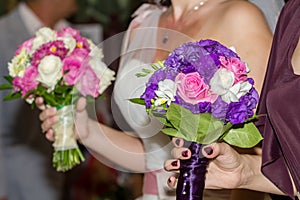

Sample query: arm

[38,97,146,172]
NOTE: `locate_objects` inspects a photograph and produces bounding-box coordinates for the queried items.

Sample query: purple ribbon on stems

[177,141,209,200]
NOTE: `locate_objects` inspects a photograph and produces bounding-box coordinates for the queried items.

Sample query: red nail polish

[182,150,188,157]
[171,161,178,167]
[204,147,213,155]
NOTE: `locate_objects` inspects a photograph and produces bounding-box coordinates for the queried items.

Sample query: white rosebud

[154,79,177,106]
[37,55,63,90]
[210,68,252,103]
[32,27,57,51]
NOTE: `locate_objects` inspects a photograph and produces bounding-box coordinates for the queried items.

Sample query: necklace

[161,0,209,44]
[162,0,208,44]
[194,0,208,10]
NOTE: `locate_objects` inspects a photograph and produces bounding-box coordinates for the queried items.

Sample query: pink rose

[175,72,217,105]
[219,56,247,83]
[22,66,39,96]
[58,27,80,38]
[13,66,39,97]
[76,66,100,98]
[63,58,82,85]
[15,38,33,55]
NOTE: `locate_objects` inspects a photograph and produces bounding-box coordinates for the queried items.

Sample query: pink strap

[143,169,163,195]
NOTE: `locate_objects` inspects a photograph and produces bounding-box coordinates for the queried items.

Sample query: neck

[170,0,210,21]
[26,1,60,28]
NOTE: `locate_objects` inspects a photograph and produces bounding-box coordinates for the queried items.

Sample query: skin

[165,138,284,194]
[26,0,77,28]
[37,0,273,196]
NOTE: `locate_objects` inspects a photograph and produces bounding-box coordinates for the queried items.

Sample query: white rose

[154,79,177,106]
[89,56,115,94]
[89,44,104,59]
[37,55,63,90]
[58,36,76,54]
[210,68,252,103]
[32,27,57,51]
[8,48,30,77]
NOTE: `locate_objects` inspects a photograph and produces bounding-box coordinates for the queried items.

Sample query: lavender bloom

[141,83,157,108]
[211,97,228,122]
[198,39,239,59]
[226,102,249,124]
[226,86,259,124]
[174,96,211,114]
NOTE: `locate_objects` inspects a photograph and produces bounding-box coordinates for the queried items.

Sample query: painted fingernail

[171,161,178,167]
[182,150,188,157]
[168,177,172,183]
[204,147,213,155]
[175,139,181,146]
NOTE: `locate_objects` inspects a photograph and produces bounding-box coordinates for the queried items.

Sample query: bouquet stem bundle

[177,142,208,200]
[52,105,84,171]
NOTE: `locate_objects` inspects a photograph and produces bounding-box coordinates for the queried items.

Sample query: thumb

[202,142,232,159]
[76,97,87,112]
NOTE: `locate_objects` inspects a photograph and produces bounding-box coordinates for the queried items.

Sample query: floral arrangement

[0,27,115,172]
[130,39,262,200]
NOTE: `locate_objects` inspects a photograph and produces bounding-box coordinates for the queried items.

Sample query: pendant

[162,35,168,44]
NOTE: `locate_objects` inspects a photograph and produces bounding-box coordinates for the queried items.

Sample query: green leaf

[129,98,145,105]
[199,115,230,144]
[161,128,187,139]
[223,122,263,148]
[4,76,13,83]
[0,84,13,90]
[3,92,21,101]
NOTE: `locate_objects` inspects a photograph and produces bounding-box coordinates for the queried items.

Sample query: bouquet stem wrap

[177,141,209,200]
[52,105,84,172]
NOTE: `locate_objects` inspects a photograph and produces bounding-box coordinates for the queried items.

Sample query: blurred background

[0,0,145,199]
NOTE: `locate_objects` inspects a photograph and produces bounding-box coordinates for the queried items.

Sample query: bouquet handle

[176,141,209,200]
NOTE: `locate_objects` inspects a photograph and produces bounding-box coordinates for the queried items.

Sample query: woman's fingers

[35,97,46,110]
[45,130,55,142]
[172,137,184,147]
[164,159,180,171]
[167,175,178,190]
[171,146,191,160]
[76,97,86,111]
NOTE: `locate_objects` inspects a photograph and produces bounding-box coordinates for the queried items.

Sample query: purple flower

[198,39,239,59]
[141,83,158,108]
[174,96,211,114]
[226,87,259,124]
[211,97,228,121]
[226,102,249,124]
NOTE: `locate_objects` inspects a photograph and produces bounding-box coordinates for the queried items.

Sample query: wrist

[238,154,261,189]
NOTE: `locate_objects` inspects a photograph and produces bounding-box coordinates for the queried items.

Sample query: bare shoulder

[219,0,269,31]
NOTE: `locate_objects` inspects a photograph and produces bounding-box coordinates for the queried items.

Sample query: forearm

[79,119,146,172]
[240,154,285,195]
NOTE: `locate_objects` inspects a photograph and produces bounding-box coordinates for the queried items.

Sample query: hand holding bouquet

[130,39,262,200]
[0,27,115,172]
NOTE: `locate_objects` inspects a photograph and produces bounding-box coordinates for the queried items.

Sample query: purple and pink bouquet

[131,39,262,200]
[0,27,115,172]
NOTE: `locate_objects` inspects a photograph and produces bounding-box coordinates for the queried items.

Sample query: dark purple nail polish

[175,138,181,146]
[182,150,188,157]
[168,177,172,183]
[171,161,178,167]
[204,146,213,155]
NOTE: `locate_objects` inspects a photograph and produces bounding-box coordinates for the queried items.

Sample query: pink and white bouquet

[0,27,115,172]
[131,39,262,200]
